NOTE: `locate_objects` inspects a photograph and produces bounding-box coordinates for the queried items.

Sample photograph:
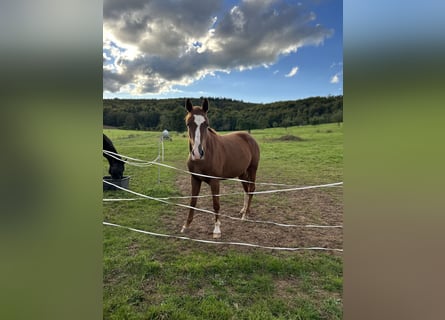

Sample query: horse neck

[103,145,122,163]
[204,128,218,153]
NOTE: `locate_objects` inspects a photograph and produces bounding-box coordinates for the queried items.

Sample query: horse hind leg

[239,174,251,220]
[239,169,257,220]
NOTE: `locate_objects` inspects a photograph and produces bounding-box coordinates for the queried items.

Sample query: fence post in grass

[157,132,166,184]
[158,134,161,184]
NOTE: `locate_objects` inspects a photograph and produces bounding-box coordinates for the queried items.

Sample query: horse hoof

[180,226,187,233]
[213,232,221,239]
[241,214,247,220]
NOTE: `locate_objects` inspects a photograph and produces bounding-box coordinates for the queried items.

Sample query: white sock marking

[213,220,221,235]
[240,193,248,214]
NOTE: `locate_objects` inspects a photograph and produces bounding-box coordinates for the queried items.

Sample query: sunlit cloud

[285,66,299,78]
[330,71,342,84]
[103,0,333,94]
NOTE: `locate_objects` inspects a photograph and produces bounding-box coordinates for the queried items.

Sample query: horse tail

[247,134,260,170]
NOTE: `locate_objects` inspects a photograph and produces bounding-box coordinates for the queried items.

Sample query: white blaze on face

[191,115,205,160]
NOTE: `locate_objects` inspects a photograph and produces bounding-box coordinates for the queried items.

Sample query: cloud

[330,61,343,69]
[285,66,299,77]
[330,71,342,84]
[103,0,334,94]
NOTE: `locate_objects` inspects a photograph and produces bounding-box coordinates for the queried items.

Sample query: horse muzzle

[191,144,205,160]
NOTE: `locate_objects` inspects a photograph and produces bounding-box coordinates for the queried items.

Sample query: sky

[103,0,342,103]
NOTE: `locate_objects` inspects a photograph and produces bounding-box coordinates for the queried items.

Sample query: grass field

[103,123,343,319]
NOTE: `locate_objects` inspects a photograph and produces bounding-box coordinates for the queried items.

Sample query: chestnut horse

[181,98,260,239]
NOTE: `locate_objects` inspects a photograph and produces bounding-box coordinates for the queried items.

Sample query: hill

[103,95,342,132]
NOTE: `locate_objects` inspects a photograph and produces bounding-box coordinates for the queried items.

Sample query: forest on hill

[103,95,342,132]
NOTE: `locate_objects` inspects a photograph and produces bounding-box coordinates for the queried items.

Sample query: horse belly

[218,134,256,177]
[221,149,252,178]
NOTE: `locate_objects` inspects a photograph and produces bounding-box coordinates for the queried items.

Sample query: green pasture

[103,123,343,319]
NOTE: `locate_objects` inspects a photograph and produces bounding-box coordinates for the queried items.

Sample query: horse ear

[185,99,193,112]
[202,98,209,112]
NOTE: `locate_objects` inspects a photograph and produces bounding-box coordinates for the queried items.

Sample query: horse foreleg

[181,176,201,233]
[209,179,221,239]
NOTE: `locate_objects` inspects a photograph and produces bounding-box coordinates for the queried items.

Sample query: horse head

[109,160,124,179]
[185,98,209,161]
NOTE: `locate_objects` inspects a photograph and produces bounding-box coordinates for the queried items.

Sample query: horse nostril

[198,145,204,158]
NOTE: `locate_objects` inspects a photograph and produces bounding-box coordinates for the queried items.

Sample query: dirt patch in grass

[162,174,343,254]
[127,240,141,256]
[275,134,304,141]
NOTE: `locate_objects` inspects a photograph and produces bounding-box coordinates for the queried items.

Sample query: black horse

[103,134,125,179]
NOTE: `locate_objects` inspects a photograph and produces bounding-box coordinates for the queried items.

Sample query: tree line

[103,95,343,132]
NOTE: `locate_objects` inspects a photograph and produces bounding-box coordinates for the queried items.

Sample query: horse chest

[187,158,222,177]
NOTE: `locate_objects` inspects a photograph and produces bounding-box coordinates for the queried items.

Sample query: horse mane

[103,134,121,161]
